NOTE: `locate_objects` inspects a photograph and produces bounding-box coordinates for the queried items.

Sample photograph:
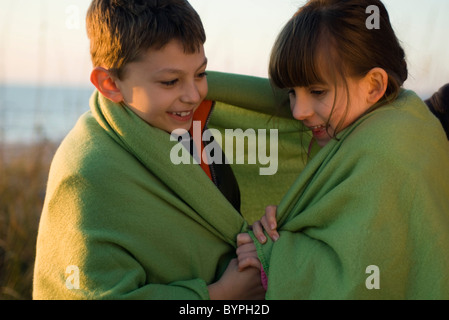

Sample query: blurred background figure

[426,84,449,139]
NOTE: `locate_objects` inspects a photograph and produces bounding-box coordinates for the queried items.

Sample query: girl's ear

[365,67,389,105]
[90,67,124,103]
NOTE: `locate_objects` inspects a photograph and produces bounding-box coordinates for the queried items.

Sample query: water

[0,85,95,144]
[0,84,436,145]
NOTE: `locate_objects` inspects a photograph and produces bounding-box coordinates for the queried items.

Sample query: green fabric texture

[206,71,309,223]
[249,90,449,300]
[33,71,308,299]
[33,90,249,300]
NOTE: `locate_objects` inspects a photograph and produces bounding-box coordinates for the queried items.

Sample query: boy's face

[114,40,208,133]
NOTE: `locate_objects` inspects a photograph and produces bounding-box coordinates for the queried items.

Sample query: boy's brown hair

[86,0,206,80]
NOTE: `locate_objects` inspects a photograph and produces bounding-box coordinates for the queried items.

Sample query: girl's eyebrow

[155,58,208,76]
[307,79,329,87]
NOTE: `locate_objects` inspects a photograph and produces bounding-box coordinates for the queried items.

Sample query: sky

[0,0,448,99]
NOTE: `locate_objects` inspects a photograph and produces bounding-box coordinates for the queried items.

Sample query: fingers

[252,205,280,244]
[264,205,278,231]
[261,206,280,242]
[237,233,253,247]
[236,234,261,271]
[238,256,261,271]
[252,221,267,244]
[236,205,280,272]
[236,243,261,271]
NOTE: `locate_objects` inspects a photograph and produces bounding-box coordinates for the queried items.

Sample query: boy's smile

[113,39,208,134]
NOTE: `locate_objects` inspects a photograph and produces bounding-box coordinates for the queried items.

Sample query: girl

[237,0,449,299]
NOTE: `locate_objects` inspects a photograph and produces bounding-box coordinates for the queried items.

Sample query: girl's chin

[315,135,332,147]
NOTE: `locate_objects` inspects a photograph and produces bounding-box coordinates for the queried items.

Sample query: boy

[33,0,264,300]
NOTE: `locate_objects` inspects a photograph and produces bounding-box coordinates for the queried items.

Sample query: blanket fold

[34,89,249,299]
[206,71,310,223]
[250,90,449,299]
[34,71,446,300]
[35,71,309,299]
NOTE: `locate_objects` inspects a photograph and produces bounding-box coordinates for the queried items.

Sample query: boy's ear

[90,67,124,103]
[365,67,388,105]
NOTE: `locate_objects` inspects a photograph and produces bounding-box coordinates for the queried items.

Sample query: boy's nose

[181,81,202,104]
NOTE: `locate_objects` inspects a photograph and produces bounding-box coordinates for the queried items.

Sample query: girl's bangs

[269,14,326,89]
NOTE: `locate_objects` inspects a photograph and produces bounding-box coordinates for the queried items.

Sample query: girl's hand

[236,233,261,271]
[252,205,280,244]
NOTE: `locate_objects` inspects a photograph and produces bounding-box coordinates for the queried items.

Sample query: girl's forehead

[296,47,342,88]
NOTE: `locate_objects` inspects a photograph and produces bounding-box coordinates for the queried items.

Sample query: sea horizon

[0,84,95,145]
[0,83,435,146]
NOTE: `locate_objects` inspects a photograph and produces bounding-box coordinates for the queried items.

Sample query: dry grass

[0,141,57,300]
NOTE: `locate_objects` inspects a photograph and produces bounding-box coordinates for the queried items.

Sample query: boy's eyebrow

[156,58,208,75]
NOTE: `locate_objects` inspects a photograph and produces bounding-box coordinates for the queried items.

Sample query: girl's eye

[161,79,179,87]
[288,89,296,97]
[310,89,325,96]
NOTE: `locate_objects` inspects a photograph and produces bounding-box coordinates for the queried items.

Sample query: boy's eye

[197,71,208,78]
[288,89,296,97]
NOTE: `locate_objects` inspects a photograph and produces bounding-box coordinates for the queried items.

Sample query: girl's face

[289,76,370,147]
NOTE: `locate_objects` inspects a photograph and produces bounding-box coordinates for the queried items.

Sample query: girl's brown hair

[86,0,206,80]
[269,0,408,136]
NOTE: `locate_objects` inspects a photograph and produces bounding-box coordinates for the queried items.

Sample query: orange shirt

[189,100,214,181]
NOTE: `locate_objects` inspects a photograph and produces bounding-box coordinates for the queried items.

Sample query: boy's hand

[208,259,265,300]
[252,205,280,244]
[236,233,260,271]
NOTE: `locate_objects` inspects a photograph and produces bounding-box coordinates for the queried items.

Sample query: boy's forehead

[155,58,208,75]
[134,40,206,74]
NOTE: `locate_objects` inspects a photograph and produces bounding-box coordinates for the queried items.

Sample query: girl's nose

[291,96,314,121]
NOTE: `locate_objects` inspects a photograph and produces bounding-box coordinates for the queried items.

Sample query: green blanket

[250,89,449,300]
[33,72,307,299]
[35,72,446,300]
[206,72,310,223]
